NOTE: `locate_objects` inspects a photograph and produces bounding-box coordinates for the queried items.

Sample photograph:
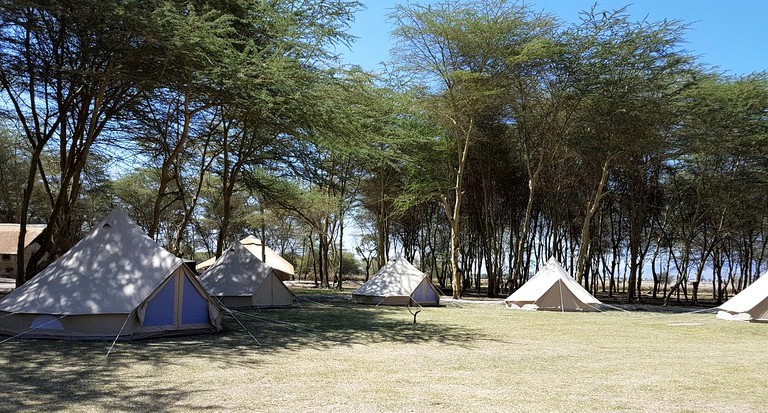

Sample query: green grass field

[2,296,767,412]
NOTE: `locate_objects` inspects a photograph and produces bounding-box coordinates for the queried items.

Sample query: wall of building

[0,243,40,279]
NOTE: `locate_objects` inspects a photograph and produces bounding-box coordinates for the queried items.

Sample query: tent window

[31,315,65,330]
[143,278,176,326]
[181,275,210,324]
[1,254,10,261]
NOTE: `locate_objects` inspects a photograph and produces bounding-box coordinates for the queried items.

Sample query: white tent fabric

[198,242,295,308]
[505,257,601,312]
[353,255,441,306]
[196,257,216,272]
[0,208,222,339]
[716,270,768,322]
[196,236,294,281]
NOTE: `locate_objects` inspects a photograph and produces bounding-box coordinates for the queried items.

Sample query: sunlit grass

[2,297,767,412]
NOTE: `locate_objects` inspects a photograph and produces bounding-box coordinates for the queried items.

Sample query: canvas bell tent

[716,270,768,322]
[198,242,295,309]
[353,255,441,306]
[505,257,601,311]
[0,208,222,340]
[196,236,294,281]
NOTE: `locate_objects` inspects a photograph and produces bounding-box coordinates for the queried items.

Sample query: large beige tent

[716,270,768,322]
[198,242,295,309]
[196,236,294,281]
[353,255,441,306]
[505,257,601,311]
[0,208,222,340]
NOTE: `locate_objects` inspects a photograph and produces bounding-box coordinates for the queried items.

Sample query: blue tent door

[143,277,177,326]
[143,272,211,327]
[181,275,210,324]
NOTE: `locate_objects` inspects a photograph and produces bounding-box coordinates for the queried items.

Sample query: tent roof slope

[717,270,768,319]
[240,236,294,276]
[505,257,601,309]
[354,255,439,299]
[196,256,216,272]
[198,242,292,297]
[196,236,294,277]
[0,208,183,315]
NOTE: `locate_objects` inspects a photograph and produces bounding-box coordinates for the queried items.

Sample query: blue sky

[339,0,768,77]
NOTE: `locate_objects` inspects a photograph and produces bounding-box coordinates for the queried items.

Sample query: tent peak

[546,256,563,266]
[240,235,262,245]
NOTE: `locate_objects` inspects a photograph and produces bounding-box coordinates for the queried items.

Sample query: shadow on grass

[240,299,483,350]
[0,339,225,412]
[0,297,484,411]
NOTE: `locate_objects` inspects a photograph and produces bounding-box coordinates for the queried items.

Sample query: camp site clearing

[1,295,766,413]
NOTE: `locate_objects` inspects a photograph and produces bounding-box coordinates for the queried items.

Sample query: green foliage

[339,251,362,275]
[567,6,695,161]
[0,130,29,222]
[674,73,768,234]
[389,0,559,209]
[112,169,165,230]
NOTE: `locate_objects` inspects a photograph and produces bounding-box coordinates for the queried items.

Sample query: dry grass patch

[1,298,767,412]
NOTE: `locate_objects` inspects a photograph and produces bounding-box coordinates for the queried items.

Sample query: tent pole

[212,297,261,345]
[228,309,307,332]
[225,307,261,345]
[106,310,135,357]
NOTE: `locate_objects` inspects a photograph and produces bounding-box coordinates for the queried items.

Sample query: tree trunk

[626,204,642,303]
[149,91,194,240]
[441,127,471,299]
[513,149,545,289]
[15,148,42,287]
[337,212,344,290]
[320,232,331,288]
[376,165,388,268]
[576,157,611,284]
[171,136,215,255]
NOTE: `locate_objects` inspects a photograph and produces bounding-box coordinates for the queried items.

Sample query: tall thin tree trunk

[441,128,471,299]
[577,157,611,284]
[15,148,42,287]
[513,150,544,289]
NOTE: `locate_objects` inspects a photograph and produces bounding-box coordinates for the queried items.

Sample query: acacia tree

[356,74,437,271]
[563,8,694,301]
[210,0,359,258]
[0,0,173,285]
[138,1,239,241]
[671,73,768,304]
[502,21,571,291]
[232,68,386,287]
[392,0,555,298]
